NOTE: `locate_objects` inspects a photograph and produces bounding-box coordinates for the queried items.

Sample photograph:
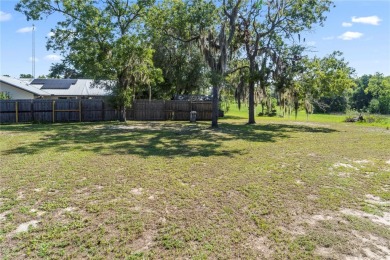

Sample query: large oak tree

[16,0,162,121]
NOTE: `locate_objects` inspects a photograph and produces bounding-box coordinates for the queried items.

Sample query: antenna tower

[32,24,35,78]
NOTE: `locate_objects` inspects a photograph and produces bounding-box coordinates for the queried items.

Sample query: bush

[378,96,390,114]
[364,115,387,124]
[344,109,363,122]
[368,99,380,113]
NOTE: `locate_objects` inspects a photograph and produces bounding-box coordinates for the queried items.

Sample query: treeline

[313,73,390,114]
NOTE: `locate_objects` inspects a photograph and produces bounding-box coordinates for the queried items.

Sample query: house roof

[30,79,111,96]
[1,77,111,97]
[0,76,50,96]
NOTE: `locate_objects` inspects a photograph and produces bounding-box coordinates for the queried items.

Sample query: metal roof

[1,77,111,97]
[0,76,49,96]
[43,79,111,96]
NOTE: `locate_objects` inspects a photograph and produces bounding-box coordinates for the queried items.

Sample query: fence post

[102,100,105,121]
[15,101,18,123]
[31,100,34,122]
[79,99,82,122]
[52,100,55,123]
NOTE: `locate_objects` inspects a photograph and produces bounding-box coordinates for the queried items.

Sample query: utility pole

[32,24,35,78]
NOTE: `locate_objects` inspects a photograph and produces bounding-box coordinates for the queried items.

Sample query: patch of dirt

[132,229,157,253]
[130,188,143,195]
[17,191,25,200]
[365,194,390,206]
[282,208,390,260]
[246,235,273,258]
[333,163,359,171]
[307,194,319,201]
[314,247,334,258]
[342,231,390,260]
[280,212,339,236]
[354,160,371,164]
[341,208,390,226]
[53,207,77,219]
[30,208,46,217]
[337,172,351,177]
[8,220,39,236]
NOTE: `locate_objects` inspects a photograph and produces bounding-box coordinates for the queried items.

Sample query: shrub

[368,99,380,113]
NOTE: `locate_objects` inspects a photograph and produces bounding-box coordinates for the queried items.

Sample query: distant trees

[350,75,373,112]
[48,62,85,79]
[19,73,33,78]
[298,51,356,116]
[314,73,390,115]
[365,73,390,114]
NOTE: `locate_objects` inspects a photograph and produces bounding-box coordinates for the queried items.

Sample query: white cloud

[47,31,55,37]
[322,36,335,40]
[29,57,39,62]
[17,26,35,33]
[342,22,353,27]
[352,16,381,25]
[0,11,12,22]
[338,31,363,40]
[44,54,62,61]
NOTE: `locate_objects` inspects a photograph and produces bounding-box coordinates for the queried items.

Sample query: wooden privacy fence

[0,99,212,124]
[133,100,212,121]
[0,99,118,123]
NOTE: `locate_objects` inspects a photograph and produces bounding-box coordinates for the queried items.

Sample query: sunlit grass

[224,103,390,127]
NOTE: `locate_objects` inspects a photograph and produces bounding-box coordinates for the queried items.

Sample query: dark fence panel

[0,100,16,123]
[18,100,33,123]
[33,100,54,123]
[55,99,80,122]
[192,102,212,120]
[0,99,212,124]
[82,99,104,122]
[134,100,165,121]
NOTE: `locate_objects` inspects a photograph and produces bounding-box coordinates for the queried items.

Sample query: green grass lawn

[1,111,389,259]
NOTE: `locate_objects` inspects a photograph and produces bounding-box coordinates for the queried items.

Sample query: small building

[0,76,48,99]
[0,76,111,100]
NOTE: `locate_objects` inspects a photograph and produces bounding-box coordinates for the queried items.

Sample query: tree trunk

[248,59,256,124]
[211,85,219,128]
[119,105,126,122]
[248,80,256,124]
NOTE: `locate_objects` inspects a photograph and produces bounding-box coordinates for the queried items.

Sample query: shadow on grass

[1,121,337,157]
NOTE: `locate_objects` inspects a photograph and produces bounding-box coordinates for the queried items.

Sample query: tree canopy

[16,0,162,121]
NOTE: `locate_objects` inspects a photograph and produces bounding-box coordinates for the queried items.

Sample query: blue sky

[1,0,389,78]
